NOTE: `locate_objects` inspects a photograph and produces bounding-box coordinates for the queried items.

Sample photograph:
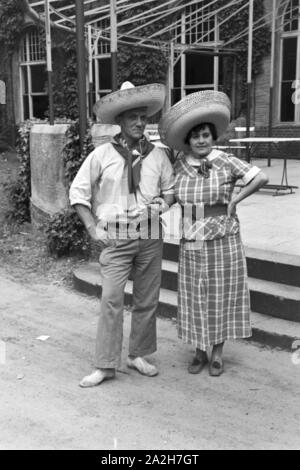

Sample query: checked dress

[175,149,261,350]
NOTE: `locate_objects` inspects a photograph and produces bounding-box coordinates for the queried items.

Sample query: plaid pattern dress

[175,149,261,350]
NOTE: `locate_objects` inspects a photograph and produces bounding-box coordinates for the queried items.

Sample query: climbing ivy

[0,0,26,145]
[5,119,45,224]
[63,120,95,187]
[0,0,25,57]
[0,0,271,118]
[115,0,270,114]
[51,34,79,120]
[117,0,169,86]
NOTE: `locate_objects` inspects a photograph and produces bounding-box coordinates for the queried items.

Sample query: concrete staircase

[73,242,300,351]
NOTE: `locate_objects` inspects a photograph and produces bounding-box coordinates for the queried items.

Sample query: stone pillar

[30,124,70,226]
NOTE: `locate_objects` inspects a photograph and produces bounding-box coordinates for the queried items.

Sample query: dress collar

[179,148,225,176]
[206,148,224,162]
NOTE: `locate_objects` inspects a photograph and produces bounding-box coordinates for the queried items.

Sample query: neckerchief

[192,158,213,179]
[112,133,154,193]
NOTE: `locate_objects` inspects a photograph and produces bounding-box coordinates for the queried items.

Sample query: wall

[254,0,300,131]
[30,124,69,225]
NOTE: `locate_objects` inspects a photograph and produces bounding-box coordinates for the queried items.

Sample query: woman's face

[188,125,214,159]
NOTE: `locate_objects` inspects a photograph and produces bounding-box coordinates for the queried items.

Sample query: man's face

[118,107,148,142]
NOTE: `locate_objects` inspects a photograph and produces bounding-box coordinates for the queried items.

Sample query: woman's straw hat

[158,90,231,152]
[93,81,166,124]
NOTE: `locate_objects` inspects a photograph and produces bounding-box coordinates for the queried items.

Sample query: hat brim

[93,84,166,124]
[159,92,231,152]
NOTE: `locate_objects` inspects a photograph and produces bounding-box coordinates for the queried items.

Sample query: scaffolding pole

[75,0,87,152]
[45,0,54,125]
[110,0,118,91]
[88,25,94,119]
[246,0,254,162]
[267,0,277,167]
[168,41,174,109]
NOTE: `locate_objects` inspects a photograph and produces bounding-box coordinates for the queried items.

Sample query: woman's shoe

[209,359,224,377]
[188,353,208,374]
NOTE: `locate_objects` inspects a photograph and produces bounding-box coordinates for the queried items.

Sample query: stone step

[163,242,300,288]
[73,262,300,351]
[246,247,300,288]
[161,259,300,322]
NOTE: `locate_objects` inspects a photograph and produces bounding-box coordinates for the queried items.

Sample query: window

[172,1,220,103]
[280,0,300,122]
[20,28,48,120]
[90,18,112,106]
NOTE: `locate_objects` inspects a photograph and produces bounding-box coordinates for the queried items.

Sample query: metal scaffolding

[24,0,292,148]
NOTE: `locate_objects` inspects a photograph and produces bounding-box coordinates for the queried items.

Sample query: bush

[5,120,41,223]
[6,119,95,258]
[45,209,90,258]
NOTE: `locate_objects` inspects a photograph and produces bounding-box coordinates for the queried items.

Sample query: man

[70,82,175,387]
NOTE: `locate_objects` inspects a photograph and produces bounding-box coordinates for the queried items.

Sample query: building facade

[1,0,300,147]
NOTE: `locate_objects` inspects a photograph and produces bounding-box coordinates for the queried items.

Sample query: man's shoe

[127,357,158,377]
[209,359,224,377]
[79,369,115,388]
[188,353,208,374]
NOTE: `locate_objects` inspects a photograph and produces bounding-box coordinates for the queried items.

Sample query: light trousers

[95,238,163,369]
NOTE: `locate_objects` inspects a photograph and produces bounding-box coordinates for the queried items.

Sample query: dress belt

[181,204,228,221]
[203,204,228,218]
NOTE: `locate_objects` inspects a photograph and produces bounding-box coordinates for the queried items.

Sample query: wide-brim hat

[158,90,231,152]
[93,82,166,124]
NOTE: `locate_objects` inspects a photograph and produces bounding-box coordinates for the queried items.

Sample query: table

[229,137,300,195]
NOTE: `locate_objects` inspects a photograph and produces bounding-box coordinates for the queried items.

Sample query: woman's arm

[151,194,176,214]
[228,171,269,217]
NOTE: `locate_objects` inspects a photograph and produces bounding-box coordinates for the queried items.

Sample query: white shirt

[69,142,175,225]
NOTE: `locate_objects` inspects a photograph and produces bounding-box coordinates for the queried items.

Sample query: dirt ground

[0,151,86,288]
[0,151,300,450]
[1,270,300,450]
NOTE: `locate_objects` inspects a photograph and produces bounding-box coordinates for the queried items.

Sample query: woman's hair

[184,122,218,144]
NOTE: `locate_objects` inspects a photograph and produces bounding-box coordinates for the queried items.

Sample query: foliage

[45,210,91,258]
[51,34,79,120]
[63,120,95,186]
[116,0,270,98]
[5,118,94,257]
[45,120,95,257]
[5,120,43,224]
[0,0,25,57]
[117,0,169,86]
[0,0,26,146]
[0,126,12,152]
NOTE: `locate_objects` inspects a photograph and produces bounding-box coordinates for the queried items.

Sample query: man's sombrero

[93,81,166,124]
[158,90,231,152]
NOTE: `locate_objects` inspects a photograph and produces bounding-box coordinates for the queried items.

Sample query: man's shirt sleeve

[161,152,175,196]
[69,150,102,210]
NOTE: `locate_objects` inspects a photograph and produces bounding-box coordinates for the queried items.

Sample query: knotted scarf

[112,134,154,193]
[192,158,213,178]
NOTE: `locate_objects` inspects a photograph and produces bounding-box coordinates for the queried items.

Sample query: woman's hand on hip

[227,200,237,218]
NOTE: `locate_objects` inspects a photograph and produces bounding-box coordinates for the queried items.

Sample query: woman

[159,91,268,377]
